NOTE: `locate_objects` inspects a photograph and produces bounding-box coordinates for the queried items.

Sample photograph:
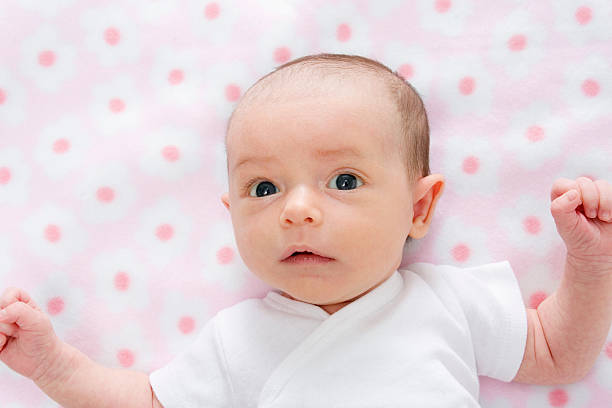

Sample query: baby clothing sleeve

[149,317,232,408]
[409,260,528,382]
[438,260,528,381]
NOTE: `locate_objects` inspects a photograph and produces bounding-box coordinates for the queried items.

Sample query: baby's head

[221,53,445,313]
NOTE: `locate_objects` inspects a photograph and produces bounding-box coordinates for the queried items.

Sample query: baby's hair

[226,53,431,188]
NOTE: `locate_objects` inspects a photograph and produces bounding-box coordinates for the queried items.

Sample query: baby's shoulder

[398,262,458,292]
[216,297,267,321]
[400,260,512,278]
[397,261,505,297]
[398,261,459,282]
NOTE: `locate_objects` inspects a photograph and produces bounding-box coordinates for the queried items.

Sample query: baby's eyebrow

[233,147,364,171]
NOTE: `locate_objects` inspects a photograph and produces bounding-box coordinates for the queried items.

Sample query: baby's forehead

[227,102,402,176]
[232,90,396,140]
[225,67,405,164]
[231,76,396,134]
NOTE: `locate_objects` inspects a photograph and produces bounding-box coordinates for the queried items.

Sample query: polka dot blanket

[1,0,611,407]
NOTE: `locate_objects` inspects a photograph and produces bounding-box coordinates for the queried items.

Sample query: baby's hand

[550,177,612,267]
[0,287,64,382]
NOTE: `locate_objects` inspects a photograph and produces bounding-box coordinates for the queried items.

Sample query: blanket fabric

[1,0,611,406]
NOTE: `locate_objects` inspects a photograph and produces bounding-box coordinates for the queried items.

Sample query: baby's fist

[550,177,612,263]
[0,287,64,382]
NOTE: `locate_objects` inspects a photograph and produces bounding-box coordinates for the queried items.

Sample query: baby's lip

[280,245,334,261]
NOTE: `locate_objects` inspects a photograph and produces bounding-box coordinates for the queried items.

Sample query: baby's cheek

[367,216,406,258]
[345,218,389,257]
[233,221,262,261]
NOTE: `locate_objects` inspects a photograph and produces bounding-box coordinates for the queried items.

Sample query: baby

[1,53,612,407]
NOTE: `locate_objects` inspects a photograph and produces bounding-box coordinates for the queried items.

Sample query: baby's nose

[285,215,315,225]
[280,187,322,227]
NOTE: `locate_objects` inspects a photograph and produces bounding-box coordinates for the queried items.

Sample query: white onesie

[149,260,528,407]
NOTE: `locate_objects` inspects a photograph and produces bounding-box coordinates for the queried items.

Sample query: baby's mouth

[289,251,313,258]
[280,245,334,262]
[282,251,335,264]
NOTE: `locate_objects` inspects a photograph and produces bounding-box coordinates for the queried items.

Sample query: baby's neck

[278,293,357,315]
[280,270,395,315]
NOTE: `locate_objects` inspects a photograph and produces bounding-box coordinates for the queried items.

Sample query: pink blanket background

[1,0,612,406]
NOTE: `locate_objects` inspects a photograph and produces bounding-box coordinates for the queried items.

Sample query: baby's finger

[0,333,6,351]
[0,287,41,312]
[550,178,579,202]
[0,301,44,331]
[0,321,18,337]
[594,179,612,221]
[576,177,599,218]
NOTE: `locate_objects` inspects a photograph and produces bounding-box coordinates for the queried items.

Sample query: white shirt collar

[263,270,403,320]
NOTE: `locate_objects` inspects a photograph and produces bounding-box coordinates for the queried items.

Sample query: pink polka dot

[274,46,291,64]
[114,271,130,291]
[38,50,56,67]
[225,84,241,102]
[117,349,135,367]
[398,64,414,80]
[109,98,125,113]
[53,138,70,154]
[0,167,11,185]
[156,224,174,241]
[178,316,195,334]
[204,2,220,20]
[44,224,61,243]
[581,79,600,97]
[0,88,6,104]
[462,156,479,174]
[162,145,180,162]
[526,125,545,142]
[507,34,527,51]
[451,243,470,262]
[529,291,547,308]
[605,342,612,359]
[435,0,452,13]
[458,76,476,95]
[97,186,115,203]
[47,296,65,315]
[523,216,541,235]
[548,388,569,407]
[168,69,184,85]
[104,27,121,46]
[336,23,352,42]
[216,246,234,264]
[575,6,592,25]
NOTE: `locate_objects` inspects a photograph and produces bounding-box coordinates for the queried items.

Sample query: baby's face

[222,86,417,313]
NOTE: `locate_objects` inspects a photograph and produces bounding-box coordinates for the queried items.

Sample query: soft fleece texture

[1,0,612,407]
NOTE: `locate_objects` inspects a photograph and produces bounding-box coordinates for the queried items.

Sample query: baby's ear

[221,193,230,211]
[409,175,445,239]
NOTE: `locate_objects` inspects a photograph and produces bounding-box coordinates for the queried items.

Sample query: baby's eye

[327,173,363,190]
[248,180,278,197]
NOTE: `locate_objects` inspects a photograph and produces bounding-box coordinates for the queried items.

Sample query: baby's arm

[513,258,612,384]
[35,341,164,408]
[513,177,612,384]
[0,287,164,408]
